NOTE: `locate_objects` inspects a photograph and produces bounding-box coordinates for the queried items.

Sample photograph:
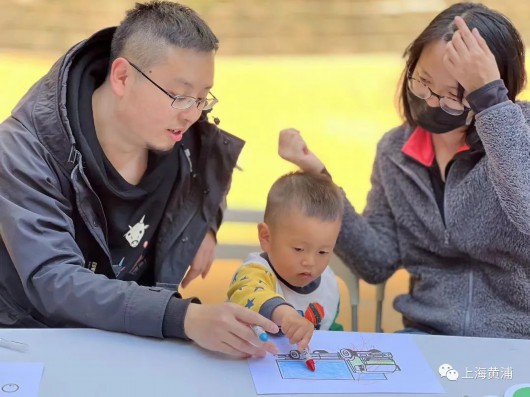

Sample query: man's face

[259,210,341,288]
[121,47,215,152]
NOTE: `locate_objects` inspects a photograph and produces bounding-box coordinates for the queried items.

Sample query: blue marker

[251,325,269,342]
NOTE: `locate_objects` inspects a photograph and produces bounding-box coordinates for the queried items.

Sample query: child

[228,171,345,350]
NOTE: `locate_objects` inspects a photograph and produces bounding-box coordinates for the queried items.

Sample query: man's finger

[262,341,279,355]
[222,331,266,356]
[236,308,279,334]
[181,266,202,288]
[225,323,278,356]
[201,258,214,279]
[217,341,253,358]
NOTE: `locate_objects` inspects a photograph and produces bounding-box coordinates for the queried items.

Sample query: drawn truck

[286,348,400,374]
[339,349,400,374]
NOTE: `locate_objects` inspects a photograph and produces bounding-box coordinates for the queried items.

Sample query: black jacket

[0,28,244,338]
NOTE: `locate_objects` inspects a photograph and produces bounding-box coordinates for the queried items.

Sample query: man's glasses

[407,74,469,116]
[127,60,218,111]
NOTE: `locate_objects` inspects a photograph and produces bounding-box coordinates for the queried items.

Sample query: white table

[1,329,529,396]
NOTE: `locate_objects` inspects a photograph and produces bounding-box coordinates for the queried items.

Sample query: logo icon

[2,383,19,393]
[124,215,149,247]
[439,363,459,381]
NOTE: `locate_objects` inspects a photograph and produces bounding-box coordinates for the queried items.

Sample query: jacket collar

[11,27,117,174]
[401,126,470,167]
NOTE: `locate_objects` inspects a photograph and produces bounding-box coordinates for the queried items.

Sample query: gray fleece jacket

[335,97,530,338]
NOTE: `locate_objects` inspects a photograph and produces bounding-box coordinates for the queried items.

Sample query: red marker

[300,347,316,372]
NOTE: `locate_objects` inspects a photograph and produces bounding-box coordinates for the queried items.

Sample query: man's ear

[257,222,272,252]
[109,57,131,97]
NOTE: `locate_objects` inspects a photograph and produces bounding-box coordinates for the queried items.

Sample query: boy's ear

[257,222,271,251]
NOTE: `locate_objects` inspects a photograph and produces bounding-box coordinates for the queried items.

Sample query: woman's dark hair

[398,2,526,141]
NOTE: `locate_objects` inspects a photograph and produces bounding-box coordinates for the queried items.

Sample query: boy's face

[258,209,341,287]
[114,46,215,153]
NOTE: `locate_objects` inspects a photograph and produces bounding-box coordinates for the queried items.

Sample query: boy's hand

[273,305,314,350]
[184,302,279,358]
[278,129,325,174]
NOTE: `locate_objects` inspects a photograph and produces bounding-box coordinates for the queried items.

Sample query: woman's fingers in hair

[443,41,458,67]
[444,17,500,93]
[453,16,493,57]
[448,32,467,57]
[472,28,492,54]
[453,16,480,52]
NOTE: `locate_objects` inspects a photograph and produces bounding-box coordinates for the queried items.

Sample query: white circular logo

[438,363,459,381]
[2,383,19,393]
[438,363,453,377]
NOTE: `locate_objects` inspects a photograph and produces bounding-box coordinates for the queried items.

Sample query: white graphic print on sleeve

[124,215,149,248]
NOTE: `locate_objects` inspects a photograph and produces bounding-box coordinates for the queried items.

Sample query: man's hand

[272,305,314,350]
[184,302,279,358]
[443,16,500,94]
[278,128,325,174]
[181,230,216,289]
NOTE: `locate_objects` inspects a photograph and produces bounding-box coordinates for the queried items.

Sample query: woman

[279,2,530,338]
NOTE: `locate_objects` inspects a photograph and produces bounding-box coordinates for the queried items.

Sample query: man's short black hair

[110,1,219,69]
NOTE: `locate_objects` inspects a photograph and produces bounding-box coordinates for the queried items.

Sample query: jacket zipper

[463,270,474,335]
[442,163,453,245]
[71,155,111,260]
[157,146,201,266]
[442,160,475,335]
[442,187,449,245]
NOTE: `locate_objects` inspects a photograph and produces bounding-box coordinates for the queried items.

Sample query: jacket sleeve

[472,98,530,236]
[0,126,177,338]
[227,263,289,320]
[333,141,401,284]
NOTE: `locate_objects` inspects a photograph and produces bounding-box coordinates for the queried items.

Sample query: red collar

[401,127,470,167]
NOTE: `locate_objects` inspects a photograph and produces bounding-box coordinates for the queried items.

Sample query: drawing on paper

[274,348,401,381]
[248,332,445,394]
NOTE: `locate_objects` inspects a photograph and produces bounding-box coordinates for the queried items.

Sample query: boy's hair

[110,1,219,69]
[264,171,344,225]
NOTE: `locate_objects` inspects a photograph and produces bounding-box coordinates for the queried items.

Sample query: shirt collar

[401,126,470,167]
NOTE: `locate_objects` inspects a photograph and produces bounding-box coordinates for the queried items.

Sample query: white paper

[0,363,44,397]
[249,331,445,394]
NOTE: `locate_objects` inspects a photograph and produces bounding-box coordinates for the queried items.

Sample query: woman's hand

[443,16,500,93]
[278,128,325,174]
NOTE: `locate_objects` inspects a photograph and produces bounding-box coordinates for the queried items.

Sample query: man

[0,1,277,357]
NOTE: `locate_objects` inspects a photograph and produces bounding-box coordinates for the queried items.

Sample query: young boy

[228,171,345,350]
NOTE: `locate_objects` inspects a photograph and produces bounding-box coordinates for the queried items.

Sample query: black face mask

[407,91,472,134]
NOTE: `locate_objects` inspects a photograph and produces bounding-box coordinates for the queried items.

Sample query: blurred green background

[0,52,407,243]
[1,0,529,243]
